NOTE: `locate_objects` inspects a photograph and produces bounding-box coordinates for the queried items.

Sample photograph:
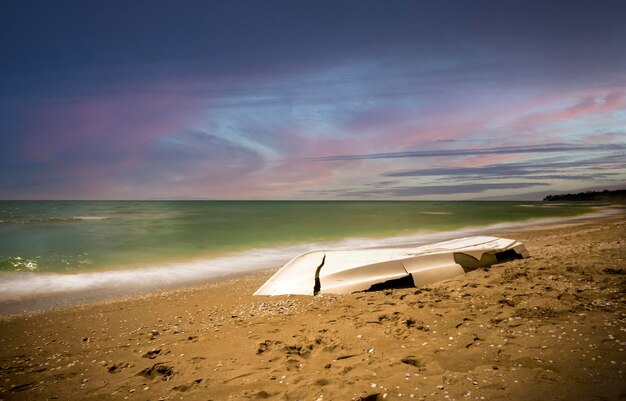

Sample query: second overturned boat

[254,236,529,296]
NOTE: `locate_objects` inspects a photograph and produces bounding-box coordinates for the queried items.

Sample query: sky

[1,0,625,200]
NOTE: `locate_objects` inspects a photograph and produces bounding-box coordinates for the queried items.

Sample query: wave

[0,216,108,224]
[0,206,621,314]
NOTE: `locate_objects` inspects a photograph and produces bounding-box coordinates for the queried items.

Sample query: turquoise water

[0,200,592,273]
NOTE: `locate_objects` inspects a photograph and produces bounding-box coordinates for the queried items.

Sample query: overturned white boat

[254,236,529,296]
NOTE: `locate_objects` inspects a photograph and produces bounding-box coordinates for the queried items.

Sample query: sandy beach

[0,214,624,401]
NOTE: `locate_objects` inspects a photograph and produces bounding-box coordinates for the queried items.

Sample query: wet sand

[0,214,624,401]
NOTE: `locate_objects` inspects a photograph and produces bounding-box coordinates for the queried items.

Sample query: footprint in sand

[142,348,162,359]
[171,378,202,392]
[400,357,425,368]
[107,362,131,373]
[137,362,175,381]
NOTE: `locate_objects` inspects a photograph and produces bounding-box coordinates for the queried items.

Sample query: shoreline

[0,205,623,316]
[0,212,624,400]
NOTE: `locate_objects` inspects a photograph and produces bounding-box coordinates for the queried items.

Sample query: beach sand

[0,215,624,401]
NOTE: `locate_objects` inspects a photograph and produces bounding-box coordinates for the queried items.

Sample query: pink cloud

[583,132,625,144]
[510,89,625,132]
[381,86,626,155]
[22,96,194,158]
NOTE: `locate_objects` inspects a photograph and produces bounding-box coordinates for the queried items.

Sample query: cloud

[295,143,623,163]
[149,130,260,165]
[383,153,626,180]
[509,90,626,134]
[302,182,551,198]
[131,130,265,187]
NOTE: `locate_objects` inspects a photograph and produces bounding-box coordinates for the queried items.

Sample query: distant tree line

[543,189,626,201]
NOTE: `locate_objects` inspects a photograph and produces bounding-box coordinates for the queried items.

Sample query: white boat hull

[254,236,529,296]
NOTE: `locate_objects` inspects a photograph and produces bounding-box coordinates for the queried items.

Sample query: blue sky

[1,0,625,199]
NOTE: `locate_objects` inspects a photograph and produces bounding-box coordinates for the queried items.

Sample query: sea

[0,200,616,313]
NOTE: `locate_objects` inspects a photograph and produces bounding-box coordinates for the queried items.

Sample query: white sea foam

[0,206,621,314]
[72,216,108,220]
[0,247,291,303]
